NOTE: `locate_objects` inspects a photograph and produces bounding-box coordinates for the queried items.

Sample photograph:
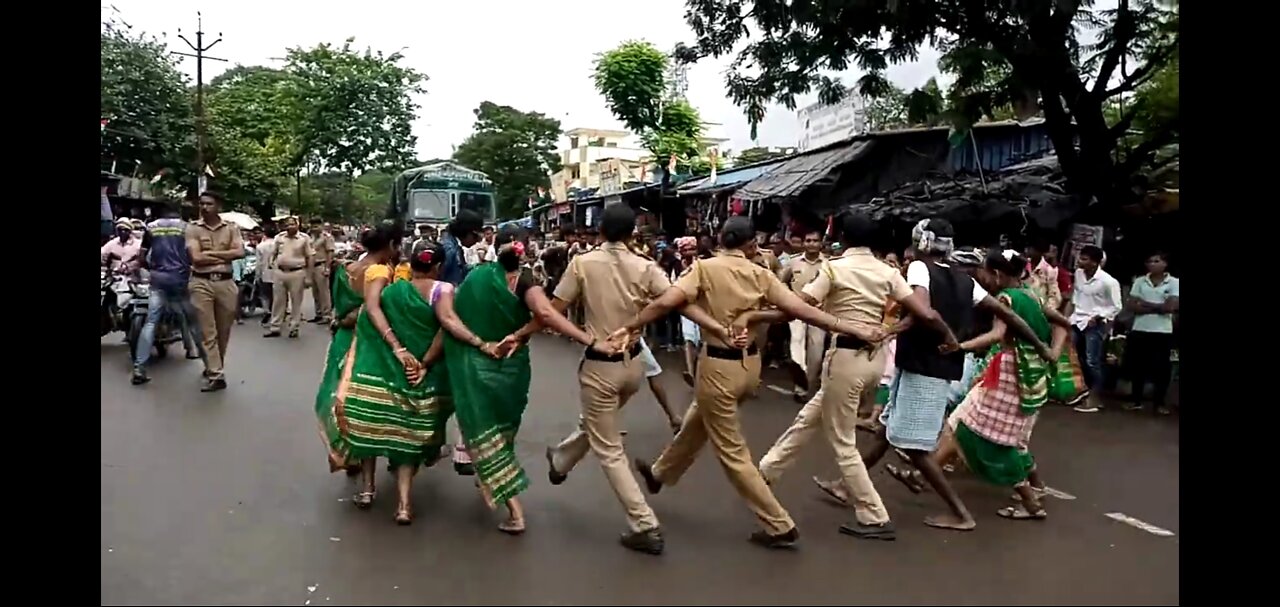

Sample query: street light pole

[174,11,226,195]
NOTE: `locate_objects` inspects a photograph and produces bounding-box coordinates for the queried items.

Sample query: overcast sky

[107,0,945,159]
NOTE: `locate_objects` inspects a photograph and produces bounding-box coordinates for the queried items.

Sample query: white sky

[106,0,944,159]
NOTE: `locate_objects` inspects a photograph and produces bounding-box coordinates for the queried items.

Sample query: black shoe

[288,329,299,339]
[620,528,665,555]
[454,461,475,476]
[634,458,663,495]
[200,377,228,392]
[307,317,323,324]
[185,352,202,360]
[131,371,150,386]
[839,521,896,541]
[546,447,567,486]
[263,332,282,338]
[749,527,799,549]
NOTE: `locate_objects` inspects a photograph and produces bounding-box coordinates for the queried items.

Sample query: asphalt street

[102,303,1179,606]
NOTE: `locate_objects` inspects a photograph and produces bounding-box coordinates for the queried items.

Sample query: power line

[172,11,227,193]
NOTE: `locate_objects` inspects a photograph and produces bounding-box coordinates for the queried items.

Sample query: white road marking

[1042,487,1076,500]
[1104,512,1175,537]
[765,384,794,395]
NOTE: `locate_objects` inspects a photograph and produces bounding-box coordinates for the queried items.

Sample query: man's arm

[205,230,247,262]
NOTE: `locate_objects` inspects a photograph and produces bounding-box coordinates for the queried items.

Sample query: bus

[387,161,496,229]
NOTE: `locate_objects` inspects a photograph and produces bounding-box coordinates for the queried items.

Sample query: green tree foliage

[682,0,1180,205]
[100,17,194,183]
[452,101,563,220]
[865,85,909,132]
[283,39,427,175]
[593,41,705,177]
[205,66,299,217]
[733,146,791,166]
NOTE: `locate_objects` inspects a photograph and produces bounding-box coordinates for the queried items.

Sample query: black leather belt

[278,266,305,272]
[835,335,873,350]
[705,343,760,360]
[192,272,231,281]
[584,342,644,363]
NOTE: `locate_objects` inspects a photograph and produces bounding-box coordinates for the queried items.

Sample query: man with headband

[856,218,1053,532]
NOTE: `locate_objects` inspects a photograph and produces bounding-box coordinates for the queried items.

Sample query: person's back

[681,250,785,349]
[896,259,975,381]
[144,216,191,289]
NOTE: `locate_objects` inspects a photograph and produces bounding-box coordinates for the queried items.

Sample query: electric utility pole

[174,11,226,194]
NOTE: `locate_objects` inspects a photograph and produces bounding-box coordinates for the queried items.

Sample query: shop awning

[735,140,874,202]
[680,162,783,195]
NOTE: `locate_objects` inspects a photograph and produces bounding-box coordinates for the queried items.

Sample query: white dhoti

[788,320,827,387]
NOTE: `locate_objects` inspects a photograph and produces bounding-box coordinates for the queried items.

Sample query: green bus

[388,161,496,228]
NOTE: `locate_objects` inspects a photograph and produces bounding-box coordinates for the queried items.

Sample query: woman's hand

[479,341,503,359]
[406,363,426,386]
[395,348,421,373]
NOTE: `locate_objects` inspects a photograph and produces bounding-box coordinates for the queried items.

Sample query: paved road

[102,308,1178,606]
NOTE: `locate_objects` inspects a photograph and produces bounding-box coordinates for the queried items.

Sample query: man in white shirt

[1068,245,1122,413]
[255,227,278,327]
[1125,251,1179,415]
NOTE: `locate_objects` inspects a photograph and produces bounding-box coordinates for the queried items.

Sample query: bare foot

[923,513,976,531]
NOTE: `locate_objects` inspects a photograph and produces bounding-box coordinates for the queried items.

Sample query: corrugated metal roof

[680,162,782,194]
[736,140,875,202]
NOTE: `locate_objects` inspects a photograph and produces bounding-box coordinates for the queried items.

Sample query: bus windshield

[458,192,495,223]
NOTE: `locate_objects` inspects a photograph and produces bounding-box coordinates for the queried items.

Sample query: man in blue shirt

[132,201,205,385]
[438,209,484,474]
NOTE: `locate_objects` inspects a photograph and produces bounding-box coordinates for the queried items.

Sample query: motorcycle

[237,253,263,318]
[119,271,183,363]
[100,268,128,337]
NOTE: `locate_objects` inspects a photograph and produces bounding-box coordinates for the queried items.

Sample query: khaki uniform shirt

[186,218,244,275]
[273,232,313,272]
[312,232,335,266]
[803,247,913,326]
[786,254,826,294]
[674,249,791,349]
[553,242,670,340]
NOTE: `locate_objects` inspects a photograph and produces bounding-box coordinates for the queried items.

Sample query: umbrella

[220,212,259,230]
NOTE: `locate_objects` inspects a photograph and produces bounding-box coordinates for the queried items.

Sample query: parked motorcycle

[237,253,263,318]
[100,268,128,337]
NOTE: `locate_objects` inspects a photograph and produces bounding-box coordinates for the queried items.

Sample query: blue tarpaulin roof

[679,162,782,194]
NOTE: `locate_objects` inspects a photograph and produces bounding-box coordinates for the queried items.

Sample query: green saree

[315,267,365,472]
[445,263,533,505]
[337,279,453,468]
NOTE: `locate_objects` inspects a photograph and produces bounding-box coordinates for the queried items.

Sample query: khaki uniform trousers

[190,275,238,380]
[652,350,795,535]
[550,357,660,532]
[309,265,332,321]
[269,268,307,333]
[759,346,891,525]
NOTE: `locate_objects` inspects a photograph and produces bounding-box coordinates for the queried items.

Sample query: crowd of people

[104,195,1178,555]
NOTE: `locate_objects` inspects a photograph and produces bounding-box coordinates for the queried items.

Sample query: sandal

[885,464,925,494]
[394,506,413,526]
[353,491,375,510]
[811,476,849,506]
[997,505,1047,520]
[498,517,526,535]
[1010,486,1049,502]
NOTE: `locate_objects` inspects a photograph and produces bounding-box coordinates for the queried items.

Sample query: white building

[797,94,868,152]
[549,125,730,200]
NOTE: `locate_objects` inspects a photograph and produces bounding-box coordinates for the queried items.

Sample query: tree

[452,101,563,220]
[283,39,427,176]
[100,17,194,183]
[593,41,705,180]
[205,66,299,217]
[734,146,791,166]
[865,85,909,132]
[683,0,1180,206]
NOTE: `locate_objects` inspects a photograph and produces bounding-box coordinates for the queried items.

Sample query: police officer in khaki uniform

[779,230,828,398]
[308,220,335,323]
[186,192,246,392]
[265,217,313,338]
[543,203,675,555]
[755,212,958,541]
[617,216,884,549]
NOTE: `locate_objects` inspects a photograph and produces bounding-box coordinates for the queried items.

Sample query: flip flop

[885,464,924,494]
[997,505,1047,520]
[498,519,526,535]
[811,476,849,506]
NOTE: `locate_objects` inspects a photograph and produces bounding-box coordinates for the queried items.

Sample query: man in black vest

[861,218,1053,532]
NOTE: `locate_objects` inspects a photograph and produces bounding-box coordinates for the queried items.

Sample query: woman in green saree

[315,224,401,476]
[445,225,604,534]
